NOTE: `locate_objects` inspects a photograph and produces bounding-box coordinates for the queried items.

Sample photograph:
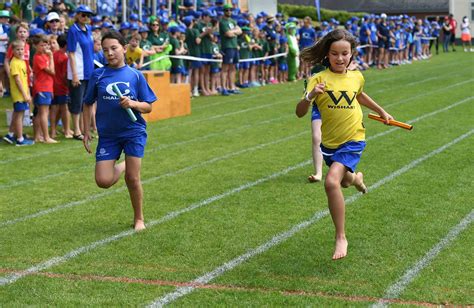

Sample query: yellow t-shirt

[126,46,143,66]
[9,57,29,103]
[304,69,365,149]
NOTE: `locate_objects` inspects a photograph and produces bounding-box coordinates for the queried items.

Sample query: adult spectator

[45,12,64,35]
[376,13,390,69]
[147,16,171,70]
[448,14,457,51]
[442,16,452,52]
[67,5,95,140]
[0,10,9,95]
[298,16,316,78]
[219,3,241,95]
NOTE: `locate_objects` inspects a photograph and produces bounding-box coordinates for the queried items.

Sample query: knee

[95,176,114,189]
[125,172,141,189]
[324,175,341,192]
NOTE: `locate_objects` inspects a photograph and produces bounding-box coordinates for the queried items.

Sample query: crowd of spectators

[0,0,472,146]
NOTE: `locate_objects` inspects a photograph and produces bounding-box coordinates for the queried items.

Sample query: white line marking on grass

[0,160,312,286]
[372,209,474,308]
[372,76,440,95]
[0,115,292,190]
[383,79,474,109]
[0,131,307,228]
[147,128,474,307]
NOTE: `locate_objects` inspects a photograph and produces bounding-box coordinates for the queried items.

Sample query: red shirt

[53,50,69,96]
[33,53,54,95]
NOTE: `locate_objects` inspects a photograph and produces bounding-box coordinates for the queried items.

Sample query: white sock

[17,136,24,142]
[7,132,13,137]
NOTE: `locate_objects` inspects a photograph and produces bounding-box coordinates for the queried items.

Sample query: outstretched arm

[357,92,393,123]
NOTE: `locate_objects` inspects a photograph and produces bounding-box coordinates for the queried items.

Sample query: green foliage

[277,3,366,24]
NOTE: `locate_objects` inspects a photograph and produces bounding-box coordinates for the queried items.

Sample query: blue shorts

[189,60,202,69]
[34,92,53,106]
[52,95,69,105]
[0,52,5,66]
[238,61,250,70]
[13,101,29,112]
[171,65,185,74]
[278,63,288,71]
[378,39,390,49]
[223,48,239,65]
[320,141,366,173]
[311,104,321,121]
[96,132,147,162]
[211,67,221,74]
[201,53,213,65]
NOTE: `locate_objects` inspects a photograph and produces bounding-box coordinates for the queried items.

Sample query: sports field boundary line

[3,94,472,227]
[372,208,474,307]
[1,75,470,166]
[0,130,307,228]
[147,128,474,307]
[0,114,293,191]
[0,99,471,287]
[0,269,447,307]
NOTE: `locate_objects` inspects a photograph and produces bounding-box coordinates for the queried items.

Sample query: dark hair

[57,33,67,48]
[101,30,127,47]
[300,29,357,67]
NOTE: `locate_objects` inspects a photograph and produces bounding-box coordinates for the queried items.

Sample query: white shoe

[192,88,200,97]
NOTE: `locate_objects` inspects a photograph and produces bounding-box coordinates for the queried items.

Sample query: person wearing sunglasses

[66,5,95,140]
[45,12,64,35]
[218,3,242,95]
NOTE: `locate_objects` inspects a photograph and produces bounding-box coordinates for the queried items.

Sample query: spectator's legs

[228,63,237,91]
[12,110,24,141]
[38,105,56,143]
[221,63,229,92]
[50,104,59,139]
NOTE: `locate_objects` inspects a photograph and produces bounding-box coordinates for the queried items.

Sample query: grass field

[0,52,473,306]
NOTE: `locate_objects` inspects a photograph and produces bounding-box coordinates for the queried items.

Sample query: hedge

[277,3,367,25]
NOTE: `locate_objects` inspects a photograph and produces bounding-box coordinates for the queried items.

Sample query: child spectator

[52,34,73,139]
[277,36,288,83]
[3,40,33,145]
[210,32,222,94]
[32,34,57,143]
[169,26,187,84]
[93,32,107,67]
[237,26,251,87]
[126,33,144,68]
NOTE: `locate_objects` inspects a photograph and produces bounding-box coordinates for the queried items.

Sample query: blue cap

[279,36,287,44]
[4,2,11,9]
[130,13,139,21]
[287,17,297,23]
[193,11,202,18]
[160,17,169,24]
[237,19,246,27]
[92,15,102,23]
[215,0,224,4]
[30,28,46,36]
[183,0,193,7]
[345,21,352,26]
[120,21,130,30]
[179,26,187,33]
[76,5,94,15]
[92,25,101,31]
[101,21,113,28]
[183,16,194,26]
[168,26,180,33]
[202,10,211,17]
[129,23,139,30]
[139,25,149,33]
[276,13,283,18]
[321,21,328,26]
[267,32,276,40]
[35,5,47,14]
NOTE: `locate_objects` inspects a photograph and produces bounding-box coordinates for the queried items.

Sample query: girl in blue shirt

[83,31,157,231]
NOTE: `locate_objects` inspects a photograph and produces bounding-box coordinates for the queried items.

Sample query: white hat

[47,12,60,22]
[380,13,387,19]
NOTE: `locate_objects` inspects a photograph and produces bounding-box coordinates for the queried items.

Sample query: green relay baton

[112,84,137,122]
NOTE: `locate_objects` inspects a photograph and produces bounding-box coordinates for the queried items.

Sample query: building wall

[248,0,277,16]
[450,0,474,38]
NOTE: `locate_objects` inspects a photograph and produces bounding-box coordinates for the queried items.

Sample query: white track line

[0,160,312,286]
[147,128,474,307]
[372,209,474,308]
[0,115,292,190]
[2,95,472,227]
[0,131,307,228]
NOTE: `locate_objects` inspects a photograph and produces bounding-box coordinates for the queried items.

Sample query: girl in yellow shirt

[296,29,396,260]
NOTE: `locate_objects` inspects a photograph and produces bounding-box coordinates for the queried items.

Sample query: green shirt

[148,31,169,46]
[169,36,184,67]
[211,42,221,70]
[195,21,213,55]
[140,39,153,65]
[238,35,250,59]
[219,17,238,49]
[185,27,201,57]
[253,38,267,58]
[278,45,287,64]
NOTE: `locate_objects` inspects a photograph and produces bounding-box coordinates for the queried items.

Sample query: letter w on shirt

[326,91,358,105]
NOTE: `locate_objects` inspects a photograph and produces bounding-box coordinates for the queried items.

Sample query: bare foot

[44,138,59,144]
[134,220,146,231]
[354,172,368,194]
[308,174,322,183]
[332,237,348,260]
[34,137,45,143]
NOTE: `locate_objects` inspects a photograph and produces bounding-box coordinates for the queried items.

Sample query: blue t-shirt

[67,23,94,80]
[31,16,46,30]
[298,26,316,48]
[359,23,370,42]
[84,65,157,138]
[369,22,378,42]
